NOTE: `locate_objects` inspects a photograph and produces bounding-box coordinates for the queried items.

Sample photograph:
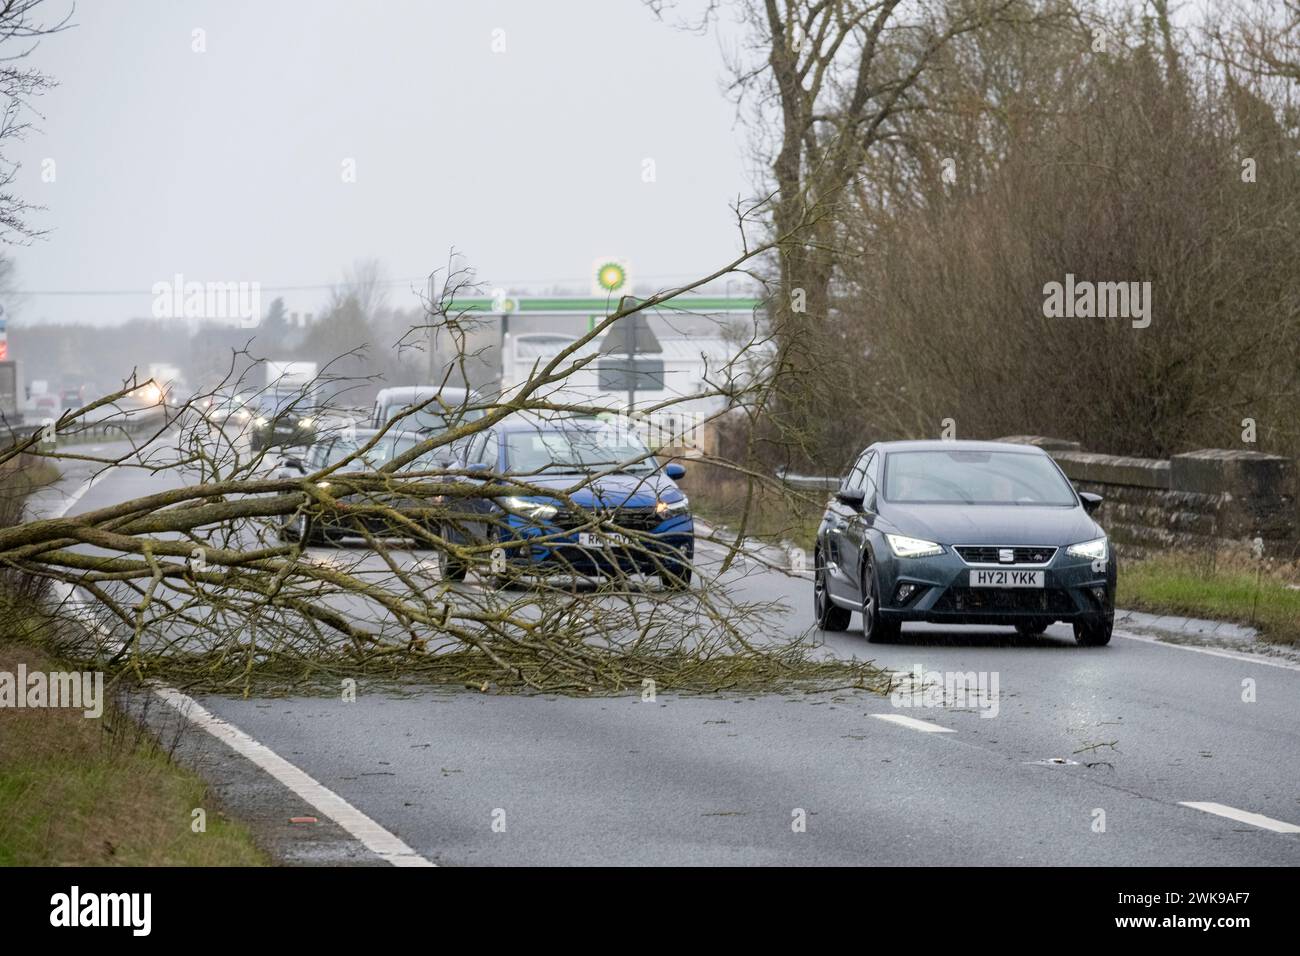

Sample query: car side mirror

[664,462,686,480]
[1079,491,1103,515]
[835,487,866,510]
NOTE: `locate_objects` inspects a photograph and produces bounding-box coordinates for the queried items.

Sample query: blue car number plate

[579,531,628,548]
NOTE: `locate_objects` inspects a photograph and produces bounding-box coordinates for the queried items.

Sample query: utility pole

[427,274,438,383]
[624,308,639,414]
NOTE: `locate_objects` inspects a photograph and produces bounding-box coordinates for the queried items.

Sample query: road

[34,429,1300,865]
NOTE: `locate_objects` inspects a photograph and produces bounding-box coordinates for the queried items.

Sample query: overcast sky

[6,0,756,325]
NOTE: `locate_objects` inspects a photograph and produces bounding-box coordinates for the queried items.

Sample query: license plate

[970,569,1044,588]
[578,531,628,548]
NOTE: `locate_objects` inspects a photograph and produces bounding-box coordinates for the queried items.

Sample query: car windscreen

[383,401,483,433]
[324,436,450,472]
[257,391,316,416]
[323,438,401,470]
[388,435,453,473]
[882,450,1078,506]
[504,427,656,475]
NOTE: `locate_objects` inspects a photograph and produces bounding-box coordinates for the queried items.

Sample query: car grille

[552,507,662,533]
[955,545,1058,565]
[934,587,1074,614]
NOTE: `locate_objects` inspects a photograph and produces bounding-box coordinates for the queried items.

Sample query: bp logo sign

[593,259,629,295]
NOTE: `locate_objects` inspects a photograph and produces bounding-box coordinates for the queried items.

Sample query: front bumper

[497,513,694,575]
[875,545,1116,625]
[252,423,316,448]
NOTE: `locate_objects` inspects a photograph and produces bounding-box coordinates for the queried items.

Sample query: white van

[371,386,483,434]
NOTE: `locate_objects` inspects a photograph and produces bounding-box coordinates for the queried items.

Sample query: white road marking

[44,429,183,520]
[47,472,104,520]
[44,437,434,865]
[870,713,955,734]
[1178,801,1300,834]
[1115,630,1300,673]
[154,686,436,866]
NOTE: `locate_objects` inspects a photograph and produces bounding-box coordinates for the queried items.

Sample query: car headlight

[885,533,944,558]
[254,416,267,426]
[298,417,315,428]
[498,495,558,521]
[655,495,689,517]
[1067,536,1108,561]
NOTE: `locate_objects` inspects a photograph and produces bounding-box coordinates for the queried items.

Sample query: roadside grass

[0,454,60,527]
[0,586,267,865]
[1118,552,1300,645]
[684,464,822,553]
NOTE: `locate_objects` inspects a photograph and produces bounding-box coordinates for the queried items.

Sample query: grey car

[814,440,1116,645]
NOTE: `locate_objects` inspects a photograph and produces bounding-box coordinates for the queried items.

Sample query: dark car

[201,389,256,426]
[272,429,449,545]
[249,389,320,452]
[435,418,693,589]
[814,440,1115,645]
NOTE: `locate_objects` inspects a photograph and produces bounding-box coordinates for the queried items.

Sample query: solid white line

[47,472,103,520]
[1115,629,1300,673]
[153,686,436,867]
[870,713,955,734]
[1179,801,1300,834]
[46,431,434,864]
[43,427,183,520]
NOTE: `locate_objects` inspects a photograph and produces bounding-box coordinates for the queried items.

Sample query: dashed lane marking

[869,713,955,734]
[1179,802,1300,834]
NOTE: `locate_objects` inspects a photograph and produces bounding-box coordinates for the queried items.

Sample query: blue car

[815,440,1116,645]
[435,418,694,588]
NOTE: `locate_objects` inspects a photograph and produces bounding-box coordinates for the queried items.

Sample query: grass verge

[0,596,268,866]
[684,465,823,552]
[1118,552,1300,645]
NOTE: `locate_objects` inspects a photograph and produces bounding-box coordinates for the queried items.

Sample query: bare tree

[0,0,73,245]
[1211,0,1300,83]
[650,0,1030,468]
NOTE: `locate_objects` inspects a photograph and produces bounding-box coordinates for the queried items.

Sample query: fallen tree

[3,230,889,700]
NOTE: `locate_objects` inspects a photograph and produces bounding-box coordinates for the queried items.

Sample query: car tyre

[280,513,314,546]
[661,563,693,591]
[814,552,851,632]
[1073,616,1113,646]
[861,550,901,643]
[435,533,469,583]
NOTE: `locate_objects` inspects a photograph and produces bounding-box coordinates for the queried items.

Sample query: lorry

[0,360,23,425]
[265,360,318,390]
[141,363,185,405]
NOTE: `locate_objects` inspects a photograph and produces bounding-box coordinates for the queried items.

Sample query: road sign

[598,310,661,355]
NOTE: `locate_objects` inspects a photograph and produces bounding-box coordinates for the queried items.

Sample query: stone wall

[1000,437,1298,559]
